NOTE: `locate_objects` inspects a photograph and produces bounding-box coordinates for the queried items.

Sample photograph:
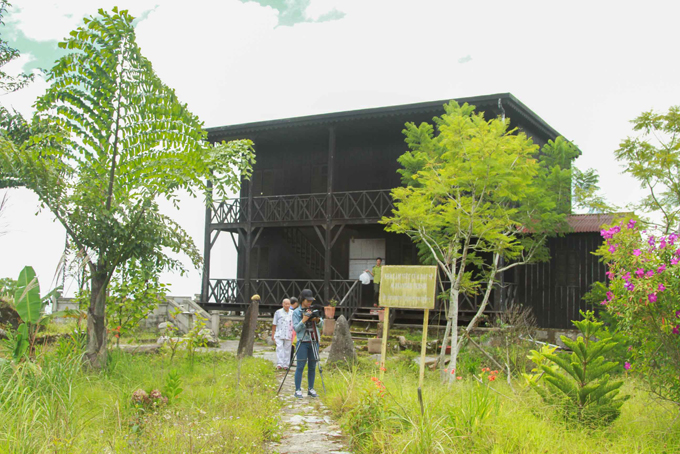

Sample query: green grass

[0,342,281,453]
[322,355,680,454]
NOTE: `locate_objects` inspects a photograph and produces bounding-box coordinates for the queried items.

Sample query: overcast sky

[1,0,678,296]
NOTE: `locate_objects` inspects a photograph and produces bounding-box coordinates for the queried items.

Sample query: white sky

[1,0,678,296]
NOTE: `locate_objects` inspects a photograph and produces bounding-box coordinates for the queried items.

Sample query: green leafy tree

[106,258,168,347]
[0,1,33,95]
[383,101,569,381]
[597,219,680,405]
[527,313,629,426]
[0,8,254,368]
[615,106,680,233]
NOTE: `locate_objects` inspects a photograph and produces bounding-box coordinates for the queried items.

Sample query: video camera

[303,303,324,325]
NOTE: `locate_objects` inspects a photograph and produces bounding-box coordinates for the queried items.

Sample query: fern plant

[528,313,629,426]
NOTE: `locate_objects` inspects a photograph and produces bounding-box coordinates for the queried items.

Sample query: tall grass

[0,342,281,453]
[324,357,680,454]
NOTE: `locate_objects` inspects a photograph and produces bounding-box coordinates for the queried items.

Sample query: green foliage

[0,348,280,452]
[325,354,678,453]
[597,219,680,405]
[162,307,185,364]
[14,266,42,324]
[0,277,15,300]
[3,322,29,361]
[162,370,183,403]
[106,258,167,344]
[0,1,34,95]
[615,106,680,233]
[0,8,254,367]
[383,101,571,378]
[528,313,629,426]
[185,315,208,368]
[3,266,61,362]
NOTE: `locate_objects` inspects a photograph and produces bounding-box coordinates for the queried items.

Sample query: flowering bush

[598,219,680,404]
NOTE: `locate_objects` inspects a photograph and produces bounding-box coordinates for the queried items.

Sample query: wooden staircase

[282,228,342,280]
[349,306,382,341]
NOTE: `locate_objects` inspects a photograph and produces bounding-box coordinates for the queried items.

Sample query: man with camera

[292,289,324,398]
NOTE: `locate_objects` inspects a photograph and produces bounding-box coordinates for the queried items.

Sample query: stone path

[267,367,351,454]
[199,340,351,453]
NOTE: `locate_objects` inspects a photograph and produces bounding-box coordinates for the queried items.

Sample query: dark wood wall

[237,225,418,281]
[515,232,606,329]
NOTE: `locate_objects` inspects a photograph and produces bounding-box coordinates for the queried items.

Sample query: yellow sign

[378,265,437,309]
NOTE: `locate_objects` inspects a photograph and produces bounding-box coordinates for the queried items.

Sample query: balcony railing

[206,278,516,322]
[207,278,362,320]
[211,190,395,226]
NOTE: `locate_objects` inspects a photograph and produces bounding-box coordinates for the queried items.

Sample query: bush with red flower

[597,219,680,405]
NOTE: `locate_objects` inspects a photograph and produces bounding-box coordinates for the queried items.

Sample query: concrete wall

[53,295,216,335]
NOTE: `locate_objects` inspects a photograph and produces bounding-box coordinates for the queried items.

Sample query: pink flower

[672,258,679,265]
[601,229,613,239]
[622,272,631,281]
[657,263,666,273]
[659,238,667,249]
[668,233,678,245]
[624,362,631,370]
[648,236,656,248]
[606,291,614,301]
[648,293,657,303]
[624,281,635,291]
[606,271,615,280]
[627,219,637,229]
[633,249,641,256]
[645,270,655,278]
[611,226,621,234]
[635,268,645,278]
[658,284,666,292]
[676,310,680,318]
[600,300,608,306]
[673,325,680,335]
[608,244,617,253]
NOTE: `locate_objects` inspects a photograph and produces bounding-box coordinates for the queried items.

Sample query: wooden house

[201,93,612,329]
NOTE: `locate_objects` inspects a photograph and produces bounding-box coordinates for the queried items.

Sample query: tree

[0,0,33,95]
[383,102,570,381]
[615,106,680,234]
[0,8,255,368]
[106,258,167,347]
[597,220,680,405]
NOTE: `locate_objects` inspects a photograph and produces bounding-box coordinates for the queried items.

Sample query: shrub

[527,313,629,426]
[597,219,680,405]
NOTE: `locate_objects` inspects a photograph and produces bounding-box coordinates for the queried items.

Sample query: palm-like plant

[0,8,254,368]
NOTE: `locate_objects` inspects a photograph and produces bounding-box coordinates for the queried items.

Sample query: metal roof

[206,93,565,144]
[566,214,629,233]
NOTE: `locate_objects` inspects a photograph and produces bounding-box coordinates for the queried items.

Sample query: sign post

[377,265,437,408]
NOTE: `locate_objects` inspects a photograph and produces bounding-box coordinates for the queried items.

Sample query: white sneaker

[294,390,303,399]
[308,389,318,398]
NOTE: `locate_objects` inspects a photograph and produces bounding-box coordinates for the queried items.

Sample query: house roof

[206,93,572,149]
[566,214,629,233]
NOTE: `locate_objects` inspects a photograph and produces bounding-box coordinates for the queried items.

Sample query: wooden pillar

[324,126,336,304]
[201,179,213,305]
[244,175,254,302]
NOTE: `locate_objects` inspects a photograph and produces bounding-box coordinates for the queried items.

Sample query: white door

[349,239,385,280]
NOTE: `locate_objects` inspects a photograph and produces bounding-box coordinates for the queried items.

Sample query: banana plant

[4,266,62,361]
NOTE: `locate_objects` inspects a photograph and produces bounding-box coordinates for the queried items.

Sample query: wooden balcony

[204,277,517,325]
[210,189,394,229]
[204,278,362,320]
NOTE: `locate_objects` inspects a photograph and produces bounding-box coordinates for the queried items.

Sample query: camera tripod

[276,319,326,396]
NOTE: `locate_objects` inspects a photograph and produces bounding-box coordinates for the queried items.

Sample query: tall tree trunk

[85,271,108,369]
[447,286,459,383]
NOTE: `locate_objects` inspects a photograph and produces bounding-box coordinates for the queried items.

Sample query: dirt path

[267,366,351,454]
